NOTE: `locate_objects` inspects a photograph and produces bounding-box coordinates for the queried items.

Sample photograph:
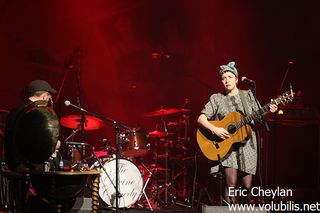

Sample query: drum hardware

[99,158,144,208]
[86,145,120,208]
[135,161,154,211]
[62,127,84,169]
[93,138,115,159]
[60,114,104,131]
[91,154,154,210]
[142,114,172,207]
[142,102,192,209]
[149,156,189,208]
[94,150,114,159]
[154,116,171,205]
[143,108,190,117]
[0,109,9,114]
[148,130,174,138]
[150,166,170,172]
[64,100,132,211]
[65,141,90,170]
[121,128,149,158]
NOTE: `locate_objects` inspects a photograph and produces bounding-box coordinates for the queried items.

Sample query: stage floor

[99,208,195,213]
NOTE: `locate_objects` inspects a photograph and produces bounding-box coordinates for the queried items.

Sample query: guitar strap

[239,90,250,116]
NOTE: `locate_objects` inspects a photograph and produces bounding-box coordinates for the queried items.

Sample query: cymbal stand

[176,98,191,202]
[173,102,191,205]
[180,115,189,200]
[153,136,159,206]
[162,115,170,206]
[63,128,80,143]
[136,161,153,211]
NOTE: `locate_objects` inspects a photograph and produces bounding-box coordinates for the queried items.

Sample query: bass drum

[99,158,143,208]
[14,102,59,164]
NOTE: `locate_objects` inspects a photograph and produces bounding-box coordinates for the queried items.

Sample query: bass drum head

[15,106,59,163]
[99,158,143,208]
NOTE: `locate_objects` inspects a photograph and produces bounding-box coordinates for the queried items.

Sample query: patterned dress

[201,90,260,175]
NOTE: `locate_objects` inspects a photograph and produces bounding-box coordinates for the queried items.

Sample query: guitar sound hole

[227,124,236,134]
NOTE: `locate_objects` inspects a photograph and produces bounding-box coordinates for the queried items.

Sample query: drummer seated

[4,80,58,173]
[2,80,59,211]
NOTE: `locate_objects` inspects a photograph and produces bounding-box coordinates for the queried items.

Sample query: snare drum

[122,128,149,157]
[99,158,143,208]
[66,142,90,164]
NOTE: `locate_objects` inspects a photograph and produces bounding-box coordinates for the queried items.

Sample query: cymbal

[0,109,9,114]
[150,164,170,171]
[60,115,104,130]
[95,150,113,158]
[143,108,190,117]
[148,130,174,138]
[150,167,170,171]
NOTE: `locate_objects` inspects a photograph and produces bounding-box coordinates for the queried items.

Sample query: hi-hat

[60,115,104,130]
[143,108,190,117]
[148,130,174,138]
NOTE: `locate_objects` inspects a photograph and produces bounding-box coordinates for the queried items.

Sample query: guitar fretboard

[234,90,294,130]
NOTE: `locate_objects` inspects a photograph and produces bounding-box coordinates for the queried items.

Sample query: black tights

[224,167,252,204]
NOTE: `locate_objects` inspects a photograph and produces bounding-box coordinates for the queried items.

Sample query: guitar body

[196,112,253,161]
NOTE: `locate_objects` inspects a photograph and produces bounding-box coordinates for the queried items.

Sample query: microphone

[241,76,255,85]
[64,100,86,112]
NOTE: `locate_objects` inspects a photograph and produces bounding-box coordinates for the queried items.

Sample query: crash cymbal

[143,108,190,117]
[60,115,104,130]
[148,130,174,138]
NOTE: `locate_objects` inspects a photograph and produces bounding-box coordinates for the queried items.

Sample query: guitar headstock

[273,86,295,106]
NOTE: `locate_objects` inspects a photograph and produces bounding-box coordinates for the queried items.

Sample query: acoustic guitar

[196,89,295,161]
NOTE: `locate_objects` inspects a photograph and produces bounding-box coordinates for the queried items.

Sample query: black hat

[26,80,57,95]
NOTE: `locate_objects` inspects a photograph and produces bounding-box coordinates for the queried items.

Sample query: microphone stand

[249,84,269,193]
[250,83,270,132]
[55,60,73,156]
[55,66,69,106]
[65,103,131,212]
[74,64,86,143]
[88,144,118,207]
[276,62,293,97]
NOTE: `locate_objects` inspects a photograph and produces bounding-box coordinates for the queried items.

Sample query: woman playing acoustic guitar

[197,61,278,204]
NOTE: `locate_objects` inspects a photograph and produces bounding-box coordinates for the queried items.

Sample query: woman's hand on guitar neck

[269,99,278,113]
[211,126,230,139]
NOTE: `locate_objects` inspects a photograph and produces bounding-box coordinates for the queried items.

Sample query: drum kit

[59,106,191,210]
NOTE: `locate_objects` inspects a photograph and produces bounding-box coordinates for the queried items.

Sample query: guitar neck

[236,103,270,128]
[235,89,294,129]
